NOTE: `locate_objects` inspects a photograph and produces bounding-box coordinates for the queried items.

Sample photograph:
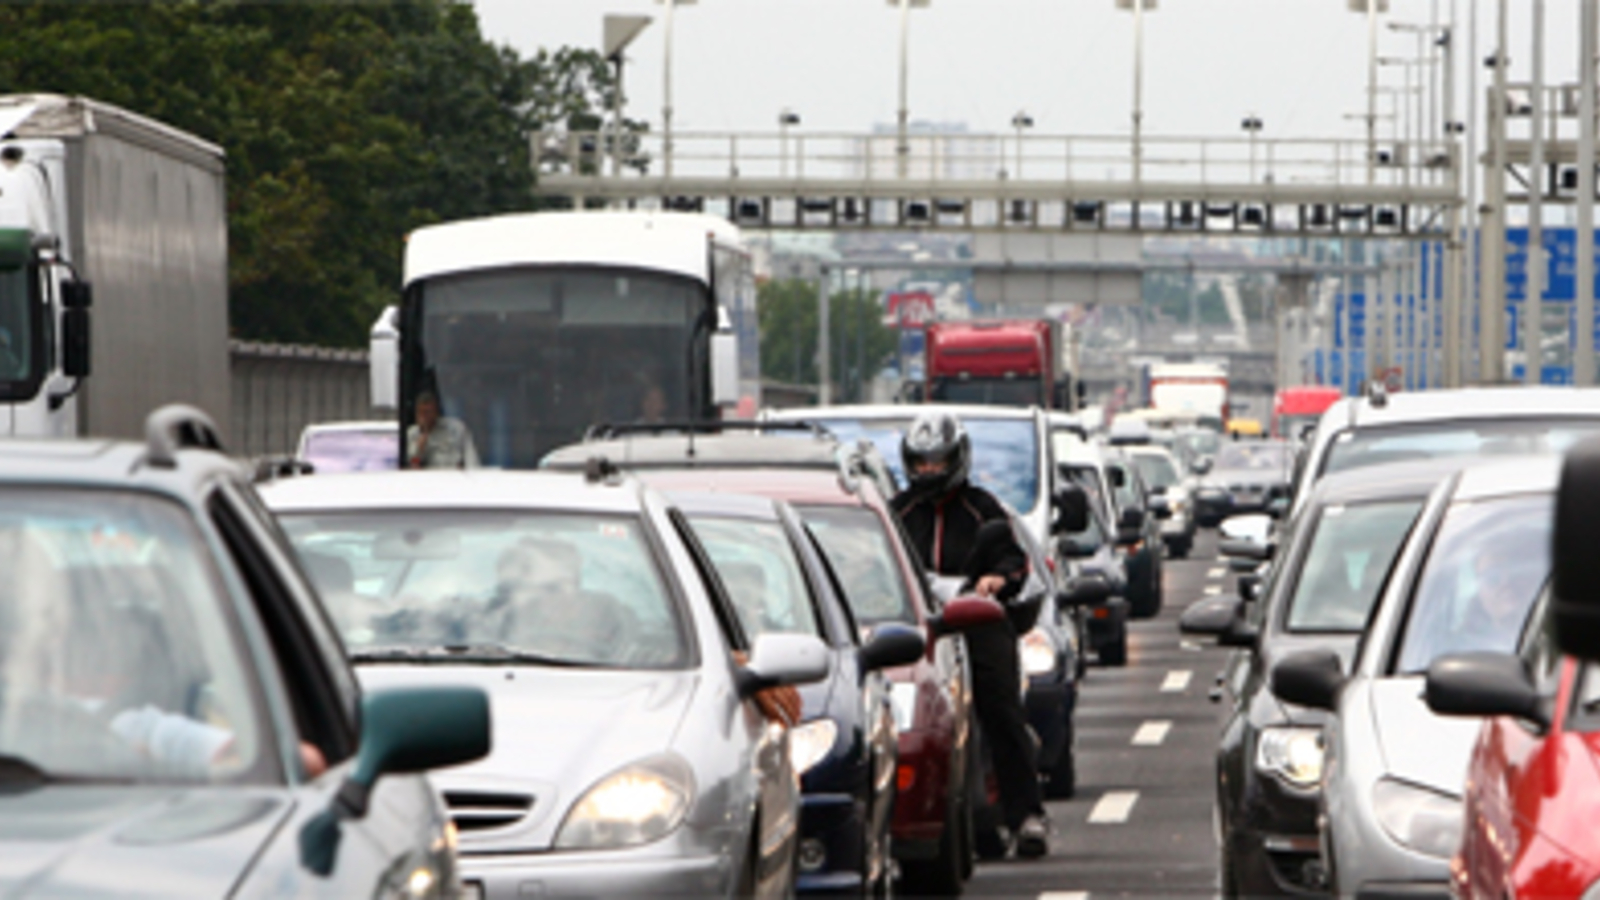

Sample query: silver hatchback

[262,469,828,899]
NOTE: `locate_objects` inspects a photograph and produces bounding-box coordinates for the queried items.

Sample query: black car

[671,491,923,898]
[1194,439,1295,526]
[1180,459,1465,897]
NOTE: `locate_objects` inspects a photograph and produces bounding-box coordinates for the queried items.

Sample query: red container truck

[923,319,1074,409]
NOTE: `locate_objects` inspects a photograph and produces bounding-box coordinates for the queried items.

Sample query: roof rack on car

[144,404,226,469]
[582,420,833,441]
[583,455,624,485]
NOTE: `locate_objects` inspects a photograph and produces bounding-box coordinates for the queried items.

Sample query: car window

[687,516,823,640]
[812,416,1041,514]
[801,505,917,627]
[1283,500,1423,633]
[1321,420,1600,477]
[302,429,398,473]
[1393,494,1552,674]
[1131,452,1180,490]
[0,490,270,785]
[1216,442,1291,471]
[279,511,690,669]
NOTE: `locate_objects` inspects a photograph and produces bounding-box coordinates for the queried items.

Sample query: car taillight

[898,764,916,792]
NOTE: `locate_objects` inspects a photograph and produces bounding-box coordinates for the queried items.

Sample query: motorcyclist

[890,409,1050,859]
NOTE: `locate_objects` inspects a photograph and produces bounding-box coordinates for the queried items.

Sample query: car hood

[1368,676,1481,796]
[0,786,291,897]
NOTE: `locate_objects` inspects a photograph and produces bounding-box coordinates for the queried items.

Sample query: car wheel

[900,789,965,896]
[1100,632,1128,667]
[1169,540,1190,560]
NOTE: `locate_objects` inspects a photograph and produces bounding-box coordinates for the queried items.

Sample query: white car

[295,420,399,473]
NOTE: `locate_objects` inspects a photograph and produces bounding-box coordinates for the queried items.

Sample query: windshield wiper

[352,644,592,667]
[0,754,131,787]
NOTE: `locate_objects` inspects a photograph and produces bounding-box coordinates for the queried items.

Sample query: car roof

[258,469,652,515]
[666,490,784,521]
[0,433,245,503]
[1307,456,1482,506]
[1451,454,1562,502]
[638,467,871,509]
[768,402,1039,422]
[1326,387,1600,431]
[542,433,844,471]
[301,420,396,434]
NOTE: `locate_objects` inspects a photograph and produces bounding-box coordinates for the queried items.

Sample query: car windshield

[1321,419,1600,477]
[1284,500,1424,632]
[279,511,689,668]
[801,505,917,626]
[1393,494,1552,674]
[1131,452,1180,490]
[303,429,399,473]
[1216,442,1290,471]
[810,416,1041,514]
[686,516,823,640]
[0,490,268,785]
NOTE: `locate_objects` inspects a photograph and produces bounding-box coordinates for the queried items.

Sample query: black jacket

[892,483,1029,603]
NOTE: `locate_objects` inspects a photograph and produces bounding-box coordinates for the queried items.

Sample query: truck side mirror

[1554,436,1600,661]
[369,306,399,410]
[61,306,90,378]
[711,330,739,406]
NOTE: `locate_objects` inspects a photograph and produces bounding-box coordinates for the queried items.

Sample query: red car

[1425,590,1600,900]
[642,465,980,894]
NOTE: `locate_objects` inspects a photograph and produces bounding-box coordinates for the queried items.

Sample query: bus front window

[406,268,708,468]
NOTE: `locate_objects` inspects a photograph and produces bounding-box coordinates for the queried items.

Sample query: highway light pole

[1481,0,1510,383]
[1242,115,1264,182]
[657,0,696,180]
[1118,0,1156,192]
[779,108,800,178]
[1350,0,1391,184]
[1012,110,1034,178]
[1527,0,1546,385]
[890,0,930,179]
[602,14,652,179]
[1579,0,1598,385]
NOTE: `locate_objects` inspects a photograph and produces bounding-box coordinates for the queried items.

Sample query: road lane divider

[1087,790,1140,824]
[1131,720,1172,746]
[1160,670,1193,692]
[1204,585,1222,596]
[1207,567,1225,578]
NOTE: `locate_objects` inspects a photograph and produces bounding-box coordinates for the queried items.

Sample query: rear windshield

[1393,494,1552,674]
[1284,500,1424,632]
[303,430,398,473]
[801,505,916,626]
[811,416,1041,514]
[1216,442,1291,471]
[1131,452,1180,490]
[1322,419,1600,477]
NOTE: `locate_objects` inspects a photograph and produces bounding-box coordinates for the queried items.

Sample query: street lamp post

[1011,110,1034,178]
[1527,0,1546,385]
[1241,115,1264,182]
[1349,0,1391,184]
[1578,0,1598,385]
[778,108,801,178]
[657,0,696,180]
[602,14,652,180]
[1118,0,1156,193]
[889,0,930,179]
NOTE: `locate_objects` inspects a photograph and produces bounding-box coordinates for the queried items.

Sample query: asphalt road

[967,529,1235,900]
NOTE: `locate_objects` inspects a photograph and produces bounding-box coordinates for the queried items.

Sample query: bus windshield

[405,267,709,468]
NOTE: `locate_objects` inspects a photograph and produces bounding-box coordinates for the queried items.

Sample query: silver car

[261,470,828,899]
[1270,457,1558,898]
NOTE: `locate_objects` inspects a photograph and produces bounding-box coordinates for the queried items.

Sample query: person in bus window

[406,391,479,470]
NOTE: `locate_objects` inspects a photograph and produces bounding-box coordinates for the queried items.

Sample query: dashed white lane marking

[1179,639,1204,652]
[1039,893,1089,900]
[1204,585,1223,596]
[1207,567,1226,578]
[1161,670,1193,692]
[1088,790,1140,823]
[1131,720,1173,746]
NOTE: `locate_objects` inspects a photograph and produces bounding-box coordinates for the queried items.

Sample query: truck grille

[443,790,536,833]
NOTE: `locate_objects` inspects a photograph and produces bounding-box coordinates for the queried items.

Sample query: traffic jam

[6,204,1600,900]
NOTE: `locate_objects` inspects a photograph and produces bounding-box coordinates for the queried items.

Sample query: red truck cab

[924,319,1067,408]
[1272,386,1342,440]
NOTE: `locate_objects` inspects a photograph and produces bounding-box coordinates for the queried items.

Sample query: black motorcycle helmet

[901,410,971,497]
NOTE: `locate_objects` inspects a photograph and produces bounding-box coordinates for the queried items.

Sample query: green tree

[0,1,636,347]
[758,278,897,402]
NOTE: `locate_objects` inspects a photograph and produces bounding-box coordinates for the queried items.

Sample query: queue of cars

[1182,384,1600,899]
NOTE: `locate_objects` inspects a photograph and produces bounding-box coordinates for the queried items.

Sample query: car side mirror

[1052,482,1090,534]
[300,685,492,876]
[1270,648,1345,711]
[860,622,927,671]
[1058,574,1114,607]
[1118,506,1145,532]
[1192,457,1213,475]
[738,633,831,697]
[1424,652,1549,731]
[1554,436,1600,661]
[1147,494,1172,521]
[1178,594,1241,636]
[931,595,1007,637]
[1109,467,1127,489]
[61,302,91,379]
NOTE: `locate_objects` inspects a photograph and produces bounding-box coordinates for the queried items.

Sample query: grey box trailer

[0,93,228,440]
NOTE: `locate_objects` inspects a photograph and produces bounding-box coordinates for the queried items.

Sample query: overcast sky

[476,1,1579,142]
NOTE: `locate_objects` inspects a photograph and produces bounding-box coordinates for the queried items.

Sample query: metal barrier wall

[230,340,378,458]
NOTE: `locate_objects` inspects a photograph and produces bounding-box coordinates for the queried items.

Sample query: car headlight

[789,719,838,776]
[554,755,694,850]
[1020,628,1057,676]
[1254,727,1324,792]
[374,853,447,900]
[1371,777,1463,859]
[889,682,918,733]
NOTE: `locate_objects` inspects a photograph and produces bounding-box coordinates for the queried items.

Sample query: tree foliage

[0,1,636,346]
[759,278,898,402]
